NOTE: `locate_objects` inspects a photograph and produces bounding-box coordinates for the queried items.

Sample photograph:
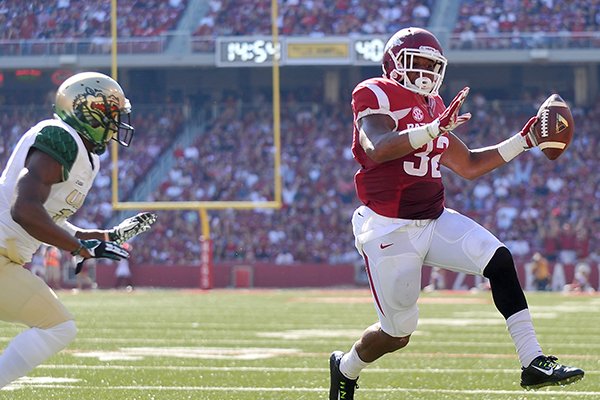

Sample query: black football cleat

[329,351,359,400]
[521,355,584,390]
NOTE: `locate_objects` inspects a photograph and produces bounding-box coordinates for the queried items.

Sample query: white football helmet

[54,72,134,154]
[382,27,447,96]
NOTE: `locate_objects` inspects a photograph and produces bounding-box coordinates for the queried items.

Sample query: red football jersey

[352,77,449,219]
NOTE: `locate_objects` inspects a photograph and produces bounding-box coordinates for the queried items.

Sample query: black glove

[74,239,129,274]
[108,212,158,244]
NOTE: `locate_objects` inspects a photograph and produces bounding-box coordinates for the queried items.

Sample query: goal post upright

[199,208,212,290]
[271,0,282,207]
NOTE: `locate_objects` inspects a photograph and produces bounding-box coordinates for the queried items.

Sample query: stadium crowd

[3,0,600,54]
[151,92,598,270]
[0,0,434,42]
[0,1,598,290]
[0,0,186,40]
[452,0,600,49]
[194,0,433,37]
[1,89,598,274]
[1,0,599,45]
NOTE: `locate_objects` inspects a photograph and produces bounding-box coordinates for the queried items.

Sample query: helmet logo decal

[73,87,120,131]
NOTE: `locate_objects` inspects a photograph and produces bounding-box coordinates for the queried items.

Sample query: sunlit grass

[1,289,598,399]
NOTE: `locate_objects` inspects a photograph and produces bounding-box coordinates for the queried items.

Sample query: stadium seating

[196,0,434,37]
[98,91,600,271]
[1,90,598,279]
[451,0,600,49]
[0,0,187,40]
[0,0,598,290]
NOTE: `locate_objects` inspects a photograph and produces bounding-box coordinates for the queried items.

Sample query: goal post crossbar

[111,200,282,211]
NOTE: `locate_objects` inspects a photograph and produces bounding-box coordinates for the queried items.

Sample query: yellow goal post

[108,0,282,289]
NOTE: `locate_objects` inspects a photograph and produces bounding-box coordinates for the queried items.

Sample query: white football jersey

[0,118,100,263]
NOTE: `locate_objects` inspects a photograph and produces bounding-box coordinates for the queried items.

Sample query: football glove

[519,116,539,149]
[73,239,130,274]
[108,212,157,245]
[438,86,472,133]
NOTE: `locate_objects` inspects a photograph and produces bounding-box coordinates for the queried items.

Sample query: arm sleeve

[31,126,78,181]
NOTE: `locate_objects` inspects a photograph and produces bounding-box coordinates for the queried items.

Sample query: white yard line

[7,383,600,397]
[37,364,599,375]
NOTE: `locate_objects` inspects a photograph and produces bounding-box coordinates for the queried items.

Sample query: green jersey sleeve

[32,126,79,181]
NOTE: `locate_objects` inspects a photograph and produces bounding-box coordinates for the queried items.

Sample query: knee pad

[389,304,419,337]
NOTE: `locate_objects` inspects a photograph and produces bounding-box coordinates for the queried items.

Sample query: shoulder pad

[32,125,79,181]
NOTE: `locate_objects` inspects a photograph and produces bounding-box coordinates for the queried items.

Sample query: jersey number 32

[403,136,449,178]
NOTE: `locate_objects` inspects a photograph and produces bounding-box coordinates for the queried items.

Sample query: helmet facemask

[385,46,447,97]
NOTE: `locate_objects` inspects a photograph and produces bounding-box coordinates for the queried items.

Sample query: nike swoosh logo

[380,243,393,249]
[531,365,554,376]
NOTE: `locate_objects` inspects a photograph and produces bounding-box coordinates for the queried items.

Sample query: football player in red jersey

[329,27,584,399]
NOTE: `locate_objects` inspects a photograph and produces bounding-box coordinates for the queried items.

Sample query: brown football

[533,94,574,160]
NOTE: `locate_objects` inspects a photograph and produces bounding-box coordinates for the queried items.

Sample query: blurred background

[1,0,599,292]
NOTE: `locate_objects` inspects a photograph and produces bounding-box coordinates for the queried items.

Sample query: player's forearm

[465,147,513,178]
[62,221,108,241]
[11,202,81,252]
[456,134,529,179]
[74,230,109,241]
[364,130,418,163]
[444,145,509,180]
[363,121,442,163]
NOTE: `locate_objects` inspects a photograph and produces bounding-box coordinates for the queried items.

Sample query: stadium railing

[2,31,600,59]
[448,31,600,50]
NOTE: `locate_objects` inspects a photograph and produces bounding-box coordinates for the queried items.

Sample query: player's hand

[108,212,157,244]
[518,116,539,149]
[74,239,129,274]
[438,86,471,133]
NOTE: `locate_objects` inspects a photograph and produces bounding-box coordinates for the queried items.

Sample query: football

[532,94,574,160]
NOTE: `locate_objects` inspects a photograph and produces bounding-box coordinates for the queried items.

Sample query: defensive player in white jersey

[329,28,584,399]
[0,72,157,389]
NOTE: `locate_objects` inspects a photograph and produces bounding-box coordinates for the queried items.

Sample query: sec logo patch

[412,107,424,122]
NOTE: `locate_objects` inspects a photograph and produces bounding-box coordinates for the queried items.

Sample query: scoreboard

[216,36,386,67]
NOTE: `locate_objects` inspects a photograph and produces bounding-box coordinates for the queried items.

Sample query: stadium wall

[93,262,599,291]
[95,262,357,289]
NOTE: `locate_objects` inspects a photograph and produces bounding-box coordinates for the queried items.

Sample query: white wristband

[497,133,528,162]
[407,120,440,149]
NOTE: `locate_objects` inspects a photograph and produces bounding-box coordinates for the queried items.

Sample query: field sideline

[1,288,598,399]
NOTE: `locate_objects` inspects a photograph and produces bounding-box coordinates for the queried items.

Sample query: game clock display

[216,38,280,66]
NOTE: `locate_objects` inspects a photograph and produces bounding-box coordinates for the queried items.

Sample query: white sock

[506,309,543,367]
[339,345,369,380]
[0,320,77,388]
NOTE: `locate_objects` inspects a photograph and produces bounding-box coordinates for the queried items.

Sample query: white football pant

[352,206,503,337]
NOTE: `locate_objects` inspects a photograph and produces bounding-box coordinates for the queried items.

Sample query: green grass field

[1,288,598,400]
